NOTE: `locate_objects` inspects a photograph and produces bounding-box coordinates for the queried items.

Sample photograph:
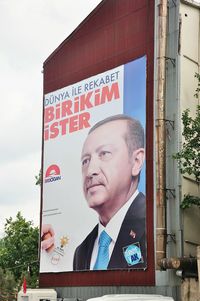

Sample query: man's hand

[41,224,55,252]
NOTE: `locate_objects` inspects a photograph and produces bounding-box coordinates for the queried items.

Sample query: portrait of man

[73,114,146,271]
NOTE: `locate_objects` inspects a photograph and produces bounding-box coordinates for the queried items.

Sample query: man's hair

[89,114,145,155]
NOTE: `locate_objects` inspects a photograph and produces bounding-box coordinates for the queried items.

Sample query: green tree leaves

[173,73,200,209]
[174,105,200,183]
[0,267,17,301]
[0,212,39,288]
[35,169,42,186]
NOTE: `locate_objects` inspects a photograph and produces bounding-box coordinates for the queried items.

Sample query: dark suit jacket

[73,192,146,271]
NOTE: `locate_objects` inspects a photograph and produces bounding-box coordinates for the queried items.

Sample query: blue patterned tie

[93,230,112,270]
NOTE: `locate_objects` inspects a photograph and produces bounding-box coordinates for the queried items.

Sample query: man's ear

[131,148,145,177]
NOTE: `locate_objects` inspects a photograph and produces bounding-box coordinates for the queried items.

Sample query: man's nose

[86,156,100,177]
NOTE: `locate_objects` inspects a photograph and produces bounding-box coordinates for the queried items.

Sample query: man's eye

[82,158,89,166]
[99,151,112,160]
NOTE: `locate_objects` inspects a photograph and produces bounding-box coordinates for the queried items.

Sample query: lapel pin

[129,230,136,239]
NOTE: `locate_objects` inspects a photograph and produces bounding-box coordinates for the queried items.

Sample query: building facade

[40,1,200,300]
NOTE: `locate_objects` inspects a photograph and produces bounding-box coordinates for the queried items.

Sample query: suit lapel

[108,192,146,269]
[85,225,98,269]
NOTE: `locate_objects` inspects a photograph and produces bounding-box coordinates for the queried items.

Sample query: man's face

[81,120,142,215]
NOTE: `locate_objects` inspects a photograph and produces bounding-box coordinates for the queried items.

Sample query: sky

[0,0,102,237]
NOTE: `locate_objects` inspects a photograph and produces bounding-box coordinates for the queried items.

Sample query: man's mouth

[86,182,104,192]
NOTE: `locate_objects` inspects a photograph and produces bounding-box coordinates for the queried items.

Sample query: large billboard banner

[40,56,146,273]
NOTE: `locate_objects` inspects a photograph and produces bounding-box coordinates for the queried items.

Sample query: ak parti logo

[45,164,61,183]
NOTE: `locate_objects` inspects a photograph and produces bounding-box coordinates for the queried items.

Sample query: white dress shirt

[90,189,139,269]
